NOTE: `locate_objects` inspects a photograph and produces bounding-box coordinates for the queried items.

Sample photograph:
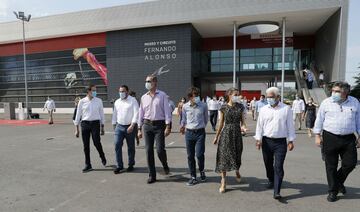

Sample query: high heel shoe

[235,172,242,183]
[219,179,226,193]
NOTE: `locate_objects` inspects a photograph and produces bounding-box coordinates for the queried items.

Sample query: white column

[281,17,286,102]
[233,22,237,88]
[22,20,29,119]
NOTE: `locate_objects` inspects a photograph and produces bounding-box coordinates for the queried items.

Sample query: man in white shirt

[207,96,220,131]
[254,87,295,200]
[292,95,305,130]
[255,95,268,120]
[74,84,107,173]
[250,97,257,121]
[43,97,56,124]
[112,85,139,174]
[313,81,360,202]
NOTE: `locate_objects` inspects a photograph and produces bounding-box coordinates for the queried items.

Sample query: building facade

[0,0,349,107]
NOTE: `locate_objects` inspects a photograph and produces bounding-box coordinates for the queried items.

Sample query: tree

[350,65,360,99]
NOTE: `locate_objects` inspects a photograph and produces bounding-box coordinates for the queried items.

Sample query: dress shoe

[186,177,198,186]
[127,166,134,172]
[163,166,170,175]
[147,177,156,184]
[339,184,346,194]
[273,194,282,200]
[113,167,124,174]
[200,172,207,182]
[82,165,93,173]
[101,157,107,166]
[327,193,338,202]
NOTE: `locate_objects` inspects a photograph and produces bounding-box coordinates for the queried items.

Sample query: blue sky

[0,0,359,85]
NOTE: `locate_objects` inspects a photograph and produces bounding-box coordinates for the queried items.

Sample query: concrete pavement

[0,114,359,212]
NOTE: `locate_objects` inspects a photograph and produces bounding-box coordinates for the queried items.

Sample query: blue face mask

[194,96,201,104]
[331,92,341,102]
[267,97,277,106]
[119,92,127,99]
[91,91,97,98]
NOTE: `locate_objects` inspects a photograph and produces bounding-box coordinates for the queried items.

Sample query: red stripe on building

[0,33,106,57]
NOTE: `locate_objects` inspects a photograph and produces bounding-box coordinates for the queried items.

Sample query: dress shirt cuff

[253,135,262,141]
[287,137,296,143]
[112,121,117,125]
[312,128,321,134]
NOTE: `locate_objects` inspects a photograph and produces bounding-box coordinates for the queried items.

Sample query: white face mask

[145,82,152,90]
[194,96,201,104]
[119,92,127,99]
[232,96,239,103]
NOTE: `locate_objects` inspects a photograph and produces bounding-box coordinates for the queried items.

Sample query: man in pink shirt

[138,75,172,184]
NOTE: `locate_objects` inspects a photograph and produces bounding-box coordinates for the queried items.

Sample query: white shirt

[112,96,139,125]
[250,100,256,109]
[74,96,105,125]
[44,99,56,110]
[207,99,220,111]
[319,73,324,80]
[292,99,305,113]
[313,96,360,135]
[254,102,296,142]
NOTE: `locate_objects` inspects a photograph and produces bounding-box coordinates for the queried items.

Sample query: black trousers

[143,121,168,178]
[209,110,218,129]
[323,130,357,194]
[262,137,287,195]
[81,120,106,166]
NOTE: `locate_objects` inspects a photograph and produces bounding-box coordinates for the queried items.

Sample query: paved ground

[0,113,359,212]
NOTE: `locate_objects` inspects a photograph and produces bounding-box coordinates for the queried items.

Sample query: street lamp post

[14,11,31,119]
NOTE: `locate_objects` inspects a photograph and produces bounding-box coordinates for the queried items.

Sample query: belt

[323,130,354,137]
[82,120,100,123]
[144,119,165,125]
[186,128,205,133]
[263,136,286,141]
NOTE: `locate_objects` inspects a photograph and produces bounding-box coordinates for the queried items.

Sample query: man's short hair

[187,86,200,98]
[120,85,129,92]
[332,81,351,94]
[146,74,158,82]
[266,87,280,96]
[260,94,265,98]
[86,84,96,92]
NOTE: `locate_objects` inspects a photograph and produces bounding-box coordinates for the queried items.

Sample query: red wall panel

[0,33,106,57]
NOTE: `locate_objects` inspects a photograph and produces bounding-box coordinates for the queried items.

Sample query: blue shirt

[313,96,360,135]
[181,101,208,130]
[255,100,268,113]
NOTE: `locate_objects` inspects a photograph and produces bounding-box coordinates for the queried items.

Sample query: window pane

[211,51,220,57]
[255,56,272,63]
[211,58,220,65]
[255,48,272,56]
[240,49,255,56]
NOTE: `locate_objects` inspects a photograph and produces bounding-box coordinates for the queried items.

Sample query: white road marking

[168,141,175,146]
[48,190,88,212]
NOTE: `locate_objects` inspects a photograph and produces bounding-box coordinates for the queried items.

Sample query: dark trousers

[209,110,218,129]
[185,129,206,178]
[114,124,136,169]
[262,137,287,195]
[322,130,357,194]
[81,120,106,166]
[307,80,313,89]
[143,121,168,178]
